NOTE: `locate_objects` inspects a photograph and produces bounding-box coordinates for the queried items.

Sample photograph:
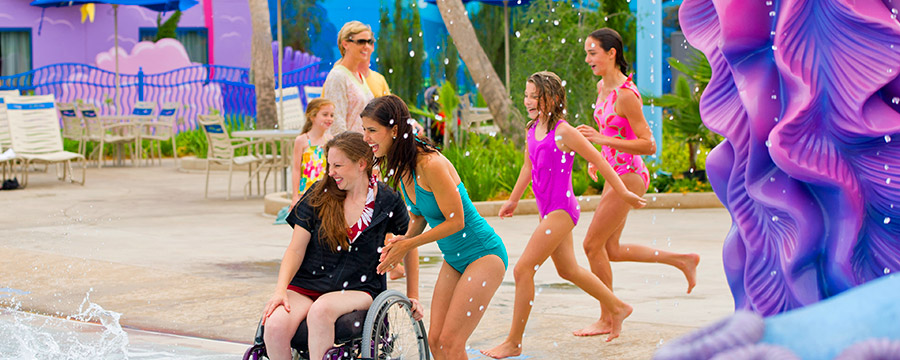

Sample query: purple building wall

[0,0,251,70]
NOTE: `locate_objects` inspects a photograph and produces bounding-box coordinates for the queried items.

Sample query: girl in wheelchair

[260,132,424,360]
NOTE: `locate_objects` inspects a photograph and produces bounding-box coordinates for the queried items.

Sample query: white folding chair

[78,102,139,168]
[6,94,86,187]
[198,114,266,200]
[304,86,322,104]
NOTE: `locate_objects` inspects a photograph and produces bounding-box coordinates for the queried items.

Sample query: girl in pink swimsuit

[574,28,701,338]
[482,71,646,359]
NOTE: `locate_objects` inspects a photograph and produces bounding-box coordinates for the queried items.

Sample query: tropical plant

[154,10,182,41]
[510,0,635,130]
[443,134,525,201]
[277,0,323,53]
[429,36,459,88]
[644,50,719,172]
[436,0,525,141]
[377,0,425,105]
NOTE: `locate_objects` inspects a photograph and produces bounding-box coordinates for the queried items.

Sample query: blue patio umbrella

[425,0,531,91]
[30,0,199,113]
[29,0,197,12]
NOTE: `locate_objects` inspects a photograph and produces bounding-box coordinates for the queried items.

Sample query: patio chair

[78,102,139,168]
[458,94,498,135]
[139,102,180,166]
[5,94,86,187]
[0,90,21,181]
[58,102,86,157]
[276,86,306,130]
[304,85,322,103]
[198,114,266,200]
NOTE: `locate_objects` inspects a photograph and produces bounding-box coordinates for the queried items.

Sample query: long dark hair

[589,28,629,76]
[307,132,374,252]
[360,95,438,190]
[525,71,568,134]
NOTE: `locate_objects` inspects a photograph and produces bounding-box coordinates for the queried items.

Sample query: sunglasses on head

[348,37,375,45]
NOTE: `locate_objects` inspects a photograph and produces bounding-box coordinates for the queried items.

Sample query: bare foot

[606,303,633,342]
[388,264,406,280]
[680,254,701,294]
[481,341,522,359]
[573,317,612,336]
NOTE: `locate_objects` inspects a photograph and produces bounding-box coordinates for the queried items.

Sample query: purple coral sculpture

[680,0,900,315]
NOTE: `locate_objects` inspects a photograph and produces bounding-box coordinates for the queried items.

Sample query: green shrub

[444,134,524,202]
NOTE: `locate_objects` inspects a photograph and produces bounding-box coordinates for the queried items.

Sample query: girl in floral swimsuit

[292,99,334,206]
[574,28,701,337]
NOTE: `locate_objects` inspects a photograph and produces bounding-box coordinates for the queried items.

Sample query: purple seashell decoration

[680,0,900,315]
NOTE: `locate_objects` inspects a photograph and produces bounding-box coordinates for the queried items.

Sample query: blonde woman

[322,21,375,134]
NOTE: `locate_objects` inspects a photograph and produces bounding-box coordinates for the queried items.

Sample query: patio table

[231,129,301,193]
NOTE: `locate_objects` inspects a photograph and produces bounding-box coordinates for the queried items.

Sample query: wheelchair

[243,290,430,360]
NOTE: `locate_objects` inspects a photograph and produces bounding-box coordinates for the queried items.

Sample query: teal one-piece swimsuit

[401,171,508,273]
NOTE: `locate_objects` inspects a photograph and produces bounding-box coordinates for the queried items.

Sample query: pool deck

[0,161,735,359]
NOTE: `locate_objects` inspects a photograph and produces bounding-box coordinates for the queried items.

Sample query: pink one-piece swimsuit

[528,119,579,225]
[593,75,651,188]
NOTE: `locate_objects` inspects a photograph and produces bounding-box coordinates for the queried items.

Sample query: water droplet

[885,135,892,143]
[482,281,487,287]
[766,0,773,5]
[770,176,776,182]
[343,281,349,288]
[770,270,777,276]
[771,45,778,51]
[389,68,393,74]
[769,11,776,16]
[479,305,485,311]
[765,140,772,147]
[553,20,559,26]
[533,264,540,271]
[885,268,892,274]
[354,321,360,327]
[566,191,571,197]
[515,31,521,38]
[891,97,900,105]
[337,246,342,251]
[528,300,534,306]
[467,311,472,316]
[771,94,777,100]
[654,251,659,256]
[772,215,779,222]
[887,178,892,184]
[465,151,470,156]
[545,229,552,235]
[885,217,892,224]
[469,298,473,302]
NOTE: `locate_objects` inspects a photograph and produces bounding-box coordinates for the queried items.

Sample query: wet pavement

[1,161,734,359]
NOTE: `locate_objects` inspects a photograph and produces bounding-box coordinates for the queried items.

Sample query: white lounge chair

[304,86,323,103]
[276,86,306,130]
[0,90,21,181]
[5,94,86,187]
[198,114,266,200]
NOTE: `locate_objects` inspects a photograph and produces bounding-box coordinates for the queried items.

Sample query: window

[139,27,209,64]
[0,29,32,76]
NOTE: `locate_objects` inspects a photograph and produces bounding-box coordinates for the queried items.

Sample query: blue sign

[7,102,54,110]
[133,108,153,115]
[204,124,224,134]
[160,109,176,116]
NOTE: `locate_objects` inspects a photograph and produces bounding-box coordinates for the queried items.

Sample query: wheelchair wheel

[361,290,430,360]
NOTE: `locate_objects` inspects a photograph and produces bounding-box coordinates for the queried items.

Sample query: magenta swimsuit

[593,75,651,188]
[528,119,579,225]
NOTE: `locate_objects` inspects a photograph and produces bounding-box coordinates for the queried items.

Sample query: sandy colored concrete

[0,161,735,359]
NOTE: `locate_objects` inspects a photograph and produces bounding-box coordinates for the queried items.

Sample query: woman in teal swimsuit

[362,95,507,360]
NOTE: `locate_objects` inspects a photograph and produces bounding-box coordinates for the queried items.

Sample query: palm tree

[435,0,524,141]
[248,0,276,129]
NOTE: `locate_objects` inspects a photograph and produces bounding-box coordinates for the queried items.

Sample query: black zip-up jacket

[286,181,410,297]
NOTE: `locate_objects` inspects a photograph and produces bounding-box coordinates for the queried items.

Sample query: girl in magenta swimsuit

[482,71,646,359]
[574,28,701,337]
